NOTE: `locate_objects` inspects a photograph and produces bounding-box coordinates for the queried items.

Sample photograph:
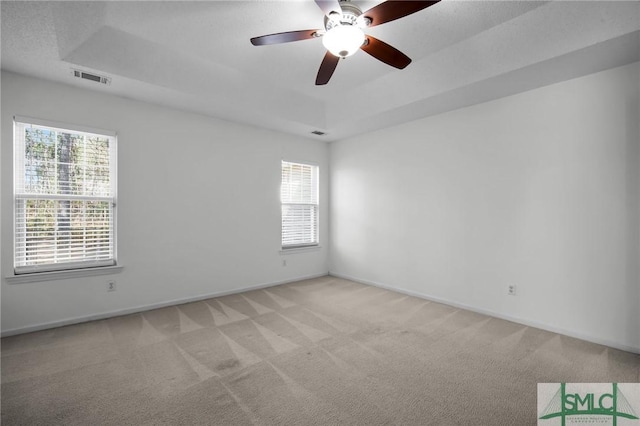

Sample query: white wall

[3,64,639,353]
[1,71,329,334]
[330,62,640,353]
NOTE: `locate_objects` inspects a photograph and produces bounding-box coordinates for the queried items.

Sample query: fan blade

[250,30,320,46]
[362,0,440,27]
[316,51,340,85]
[315,0,342,17]
[361,36,411,69]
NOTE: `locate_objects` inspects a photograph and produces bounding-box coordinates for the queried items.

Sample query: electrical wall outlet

[282,259,287,267]
[507,284,516,296]
[107,280,117,292]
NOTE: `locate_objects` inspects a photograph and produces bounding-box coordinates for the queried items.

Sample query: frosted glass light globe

[322,25,365,58]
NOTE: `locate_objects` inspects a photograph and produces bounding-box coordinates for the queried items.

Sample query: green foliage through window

[14,120,116,272]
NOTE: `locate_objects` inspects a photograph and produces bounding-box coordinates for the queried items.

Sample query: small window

[281,161,319,249]
[13,118,117,274]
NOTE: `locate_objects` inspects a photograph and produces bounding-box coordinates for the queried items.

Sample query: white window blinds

[281,161,319,248]
[14,119,117,274]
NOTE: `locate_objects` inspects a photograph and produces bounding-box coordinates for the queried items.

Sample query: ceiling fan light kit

[322,2,367,58]
[322,26,365,58]
[250,0,440,85]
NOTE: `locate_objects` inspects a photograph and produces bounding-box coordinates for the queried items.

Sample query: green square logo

[538,383,640,426]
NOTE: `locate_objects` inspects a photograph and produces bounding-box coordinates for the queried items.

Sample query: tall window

[13,118,117,274]
[281,161,319,248]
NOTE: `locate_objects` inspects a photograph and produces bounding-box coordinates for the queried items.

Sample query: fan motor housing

[324,3,365,31]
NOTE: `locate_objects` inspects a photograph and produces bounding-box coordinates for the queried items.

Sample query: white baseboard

[1,273,329,337]
[329,272,640,355]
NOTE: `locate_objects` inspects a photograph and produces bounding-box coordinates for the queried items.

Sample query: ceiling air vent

[72,69,111,85]
[311,130,325,136]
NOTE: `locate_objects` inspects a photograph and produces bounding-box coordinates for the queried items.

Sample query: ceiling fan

[250,0,440,85]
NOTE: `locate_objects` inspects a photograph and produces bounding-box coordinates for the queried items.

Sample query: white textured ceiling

[2,1,639,142]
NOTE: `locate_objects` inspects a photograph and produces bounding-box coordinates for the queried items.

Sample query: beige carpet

[2,275,638,425]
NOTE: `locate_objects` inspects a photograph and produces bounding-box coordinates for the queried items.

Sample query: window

[13,118,117,274]
[281,161,319,248]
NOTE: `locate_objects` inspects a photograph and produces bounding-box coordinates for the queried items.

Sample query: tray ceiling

[2,1,639,141]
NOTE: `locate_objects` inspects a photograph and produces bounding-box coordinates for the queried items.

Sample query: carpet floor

[2,275,639,425]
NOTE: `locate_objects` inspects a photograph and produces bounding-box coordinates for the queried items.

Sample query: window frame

[280,160,319,250]
[12,116,118,276]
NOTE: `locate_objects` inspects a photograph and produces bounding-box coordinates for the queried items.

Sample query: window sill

[280,245,322,255]
[5,265,124,284]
